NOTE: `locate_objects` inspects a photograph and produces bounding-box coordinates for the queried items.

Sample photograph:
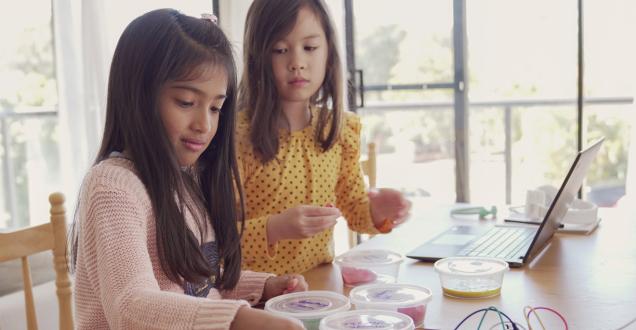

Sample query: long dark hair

[70,8,244,290]
[239,0,344,162]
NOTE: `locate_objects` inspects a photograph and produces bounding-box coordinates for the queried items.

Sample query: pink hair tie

[201,13,218,24]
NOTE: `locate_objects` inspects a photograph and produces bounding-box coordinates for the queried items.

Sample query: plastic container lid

[264,291,350,320]
[335,249,403,267]
[319,309,414,330]
[349,283,432,309]
[434,257,508,276]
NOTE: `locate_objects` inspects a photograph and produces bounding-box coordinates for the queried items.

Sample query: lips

[288,77,309,87]
[181,138,207,152]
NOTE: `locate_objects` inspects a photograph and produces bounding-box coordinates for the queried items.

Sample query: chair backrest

[0,192,73,330]
[359,142,377,189]
[348,143,377,248]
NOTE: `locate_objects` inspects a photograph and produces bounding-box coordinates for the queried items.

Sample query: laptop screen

[523,138,604,263]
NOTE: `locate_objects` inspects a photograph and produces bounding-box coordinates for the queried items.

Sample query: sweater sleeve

[220,271,275,304]
[335,113,380,234]
[82,173,248,329]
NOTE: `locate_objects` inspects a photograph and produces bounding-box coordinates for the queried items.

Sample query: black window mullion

[453,0,469,203]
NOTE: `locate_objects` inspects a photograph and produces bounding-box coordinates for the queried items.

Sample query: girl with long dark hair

[71,9,306,329]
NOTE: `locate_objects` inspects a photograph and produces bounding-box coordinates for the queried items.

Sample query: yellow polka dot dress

[236,107,379,274]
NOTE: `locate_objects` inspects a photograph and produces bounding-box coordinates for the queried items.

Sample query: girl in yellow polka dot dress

[236,0,412,274]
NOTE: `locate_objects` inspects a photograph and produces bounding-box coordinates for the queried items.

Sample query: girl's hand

[267,205,341,244]
[231,306,304,330]
[262,274,308,301]
[368,188,411,230]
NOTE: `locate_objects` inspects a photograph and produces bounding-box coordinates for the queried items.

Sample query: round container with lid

[264,290,350,330]
[319,309,414,330]
[434,256,509,299]
[349,283,432,327]
[334,249,403,286]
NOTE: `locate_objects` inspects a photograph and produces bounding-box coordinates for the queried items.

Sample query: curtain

[52,0,106,206]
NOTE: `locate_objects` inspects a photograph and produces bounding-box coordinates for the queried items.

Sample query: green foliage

[356,25,406,87]
[586,112,629,186]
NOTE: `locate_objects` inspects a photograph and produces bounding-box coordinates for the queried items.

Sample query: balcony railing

[0,97,633,228]
[359,96,634,203]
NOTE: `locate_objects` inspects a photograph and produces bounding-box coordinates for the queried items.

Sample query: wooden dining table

[302,199,636,329]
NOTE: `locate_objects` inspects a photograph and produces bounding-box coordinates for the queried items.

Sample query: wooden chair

[0,192,73,330]
[359,142,377,189]
[348,142,377,248]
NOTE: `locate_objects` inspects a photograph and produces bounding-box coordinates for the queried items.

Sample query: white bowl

[319,309,414,330]
[334,249,403,286]
[349,283,432,327]
[264,290,350,330]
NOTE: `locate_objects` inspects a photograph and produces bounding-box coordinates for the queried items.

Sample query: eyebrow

[276,34,323,44]
[170,85,226,100]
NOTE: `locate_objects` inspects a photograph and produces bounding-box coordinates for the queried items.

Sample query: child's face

[158,65,228,167]
[271,6,328,105]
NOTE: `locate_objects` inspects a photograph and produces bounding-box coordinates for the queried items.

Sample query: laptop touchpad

[432,233,477,245]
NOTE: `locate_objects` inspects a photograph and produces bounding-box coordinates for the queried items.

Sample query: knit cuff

[236,271,276,305]
[192,299,249,330]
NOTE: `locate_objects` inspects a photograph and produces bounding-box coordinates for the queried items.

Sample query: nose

[191,108,212,133]
[288,51,306,72]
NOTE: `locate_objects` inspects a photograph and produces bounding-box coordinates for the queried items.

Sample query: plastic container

[264,290,350,330]
[434,257,509,299]
[349,283,432,327]
[319,309,414,330]
[334,249,403,286]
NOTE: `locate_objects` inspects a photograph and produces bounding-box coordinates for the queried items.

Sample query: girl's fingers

[395,212,410,224]
[298,217,338,233]
[392,217,406,226]
[305,214,340,223]
[284,276,307,293]
[401,198,412,208]
[283,277,298,294]
[302,205,341,217]
[305,218,337,231]
[287,278,299,291]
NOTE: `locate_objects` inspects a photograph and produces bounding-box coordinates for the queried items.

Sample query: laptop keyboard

[457,226,535,260]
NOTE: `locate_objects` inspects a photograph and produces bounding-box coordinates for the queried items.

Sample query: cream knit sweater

[74,157,272,329]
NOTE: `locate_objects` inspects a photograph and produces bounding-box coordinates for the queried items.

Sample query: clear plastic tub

[264,290,350,330]
[319,309,414,330]
[349,283,432,327]
[434,257,509,299]
[334,249,403,286]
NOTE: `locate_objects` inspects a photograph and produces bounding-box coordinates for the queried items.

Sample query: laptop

[407,138,604,267]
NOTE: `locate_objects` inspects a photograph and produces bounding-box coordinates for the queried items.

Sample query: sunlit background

[1,0,634,247]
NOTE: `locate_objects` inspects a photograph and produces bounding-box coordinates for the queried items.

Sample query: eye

[273,48,288,54]
[176,100,194,108]
[304,46,318,51]
[209,106,221,114]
